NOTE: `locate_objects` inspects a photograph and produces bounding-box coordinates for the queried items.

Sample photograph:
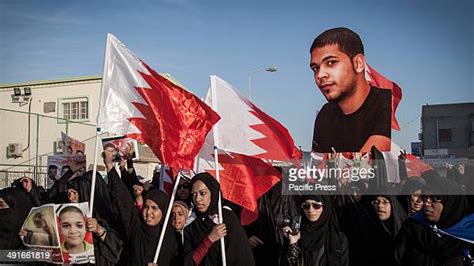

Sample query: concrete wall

[0,77,103,186]
[421,103,474,156]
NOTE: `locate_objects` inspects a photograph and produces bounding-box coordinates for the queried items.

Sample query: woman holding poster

[64,175,123,266]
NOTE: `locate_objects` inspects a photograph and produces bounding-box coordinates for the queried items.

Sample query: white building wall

[0,77,102,187]
[0,76,164,188]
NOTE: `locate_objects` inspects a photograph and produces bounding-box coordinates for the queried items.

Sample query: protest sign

[21,202,95,264]
[46,155,86,189]
[61,132,86,155]
[21,204,62,264]
[101,135,139,161]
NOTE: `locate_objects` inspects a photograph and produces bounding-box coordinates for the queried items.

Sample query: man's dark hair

[48,165,57,170]
[103,143,116,150]
[310,27,364,59]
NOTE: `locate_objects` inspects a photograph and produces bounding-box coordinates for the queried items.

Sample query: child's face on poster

[60,211,86,247]
[33,212,45,228]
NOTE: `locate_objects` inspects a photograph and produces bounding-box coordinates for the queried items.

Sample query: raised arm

[48,169,75,202]
[103,148,140,241]
[119,158,139,197]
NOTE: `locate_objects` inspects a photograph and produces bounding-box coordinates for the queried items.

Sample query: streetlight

[248,66,277,100]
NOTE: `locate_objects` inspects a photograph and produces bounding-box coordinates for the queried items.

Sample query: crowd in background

[0,145,473,266]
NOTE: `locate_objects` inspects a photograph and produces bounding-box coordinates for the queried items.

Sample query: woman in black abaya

[395,171,472,266]
[399,178,426,216]
[368,195,407,265]
[104,149,179,266]
[282,195,348,266]
[0,187,32,249]
[184,173,255,266]
[65,176,123,266]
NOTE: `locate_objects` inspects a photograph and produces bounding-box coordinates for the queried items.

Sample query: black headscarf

[370,195,407,237]
[184,172,255,266]
[174,175,192,203]
[401,178,426,196]
[11,177,44,207]
[133,188,179,266]
[191,173,220,217]
[397,170,471,264]
[143,189,169,233]
[299,195,345,265]
[0,187,33,249]
[421,170,469,228]
[66,180,79,194]
[364,194,407,265]
[399,178,426,215]
[66,171,119,227]
[66,171,100,203]
[299,195,330,251]
[105,165,179,266]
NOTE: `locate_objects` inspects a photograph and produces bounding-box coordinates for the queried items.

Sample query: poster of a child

[20,204,63,264]
[20,203,95,264]
[21,205,58,247]
[57,202,95,264]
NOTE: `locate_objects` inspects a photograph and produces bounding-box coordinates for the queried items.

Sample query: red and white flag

[97,34,220,170]
[405,154,433,177]
[195,130,281,225]
[208,75,300,162]
[195,76,300,224]
[365,64,403,131]
[383,142,433,181]
[158,164,174,196]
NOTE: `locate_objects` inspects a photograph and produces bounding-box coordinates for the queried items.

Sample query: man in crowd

[47,165,58,183]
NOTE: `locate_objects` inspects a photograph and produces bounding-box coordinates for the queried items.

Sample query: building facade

[420,102,474,167]
[0,76,160,188]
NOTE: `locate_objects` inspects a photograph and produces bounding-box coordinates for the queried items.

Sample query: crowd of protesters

[0,143,472,266]
[1,26,472,266]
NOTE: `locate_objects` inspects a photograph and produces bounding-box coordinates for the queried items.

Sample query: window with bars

[438,128,452,142]
[60,97,89,121]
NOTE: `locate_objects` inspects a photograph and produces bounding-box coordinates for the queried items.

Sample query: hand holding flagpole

[88,128,101,216]
[152,167,181,264]
[97,33,221,264]
[213,146,227,266]
[210,76,227,266]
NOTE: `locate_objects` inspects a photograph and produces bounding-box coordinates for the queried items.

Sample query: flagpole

[213,146,227,266]
[159,164,165,191]
[153,167,181,264]
[88,128,101,216]
[90,33,111,216]
[209,75,227,266]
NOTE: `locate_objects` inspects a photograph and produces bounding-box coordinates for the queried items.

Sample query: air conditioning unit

[54,140,65,154]
[7,143,23,158]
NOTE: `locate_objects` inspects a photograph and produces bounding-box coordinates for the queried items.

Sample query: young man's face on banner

[310,44,358,103]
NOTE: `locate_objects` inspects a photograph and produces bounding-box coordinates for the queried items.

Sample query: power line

[399,115,421,130]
